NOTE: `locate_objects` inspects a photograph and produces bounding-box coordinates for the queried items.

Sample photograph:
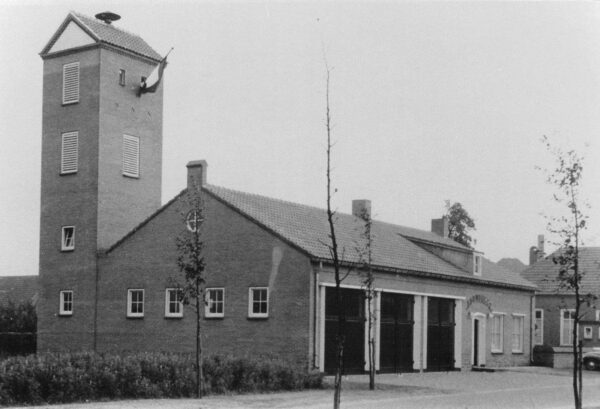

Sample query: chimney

[186,160,207,192]
[529,234,545,265]
[537,234,545,257]
[352,199,371,221]
[431,216,449,238]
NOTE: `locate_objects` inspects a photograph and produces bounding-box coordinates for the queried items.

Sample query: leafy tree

[541,136,592,409]
[175,185,206,398]
[445,201,476,247]
[0,301,36,333]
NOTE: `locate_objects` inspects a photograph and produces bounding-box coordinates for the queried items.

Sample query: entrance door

[473,319,479,366]
[324,287,365,374]
[427,297,455,371]
[472,314,486,367]
[379,293,414,373]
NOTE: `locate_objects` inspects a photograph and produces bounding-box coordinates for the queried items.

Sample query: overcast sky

[1,1,599,276]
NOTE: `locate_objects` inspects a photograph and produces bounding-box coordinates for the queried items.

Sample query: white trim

[490,313,504,353]
[534,308,544,345]
[471,312,487,366]
[205,287,225,318]
[59,290,73,316]
[413,295,423,371]
[319,285,326,371]
[61,226,75,251]
[584,326,593,340]
[319,282,466,300]
[454,299,463,368]
[164,288,183,318]
[127,289,144,318]
[422,296,428,371]
[511,314,525,353]
[375,290,381,371]
[248,287,269,318]
[473,253,483,276]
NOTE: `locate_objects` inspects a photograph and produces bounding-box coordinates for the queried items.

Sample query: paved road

[10,367,600,409]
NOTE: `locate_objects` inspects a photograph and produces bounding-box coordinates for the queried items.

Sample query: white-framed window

[596,310,600,321]
[205,288,224,318]
[186,210,203,233]
[165,288,183,318]
[491,314,504,353]
[61,226,75,251]
[127,289,144,318]
[584,326,593,340]
[122,134,140,178]
[473,254,483,276]
[534,308,544,345]
[512,314,525,353]
[560,309,576,346]
[248,287,269,318]
[119,69,126,86]
[62,61,80,105]
[60,131,78,174]
[59,290,73,316]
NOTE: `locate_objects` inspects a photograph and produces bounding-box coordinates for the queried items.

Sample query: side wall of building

[317,268,533,371]
[96,190,313,367]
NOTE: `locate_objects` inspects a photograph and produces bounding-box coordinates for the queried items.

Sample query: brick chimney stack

[529,234,545,265]
[431,216,449,238]
[352,199,371,221]
[186,160,207,192]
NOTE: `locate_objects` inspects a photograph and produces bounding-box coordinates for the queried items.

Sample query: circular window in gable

[186,210,204,232]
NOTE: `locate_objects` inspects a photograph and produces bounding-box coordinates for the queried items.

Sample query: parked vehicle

[583,349,600,371]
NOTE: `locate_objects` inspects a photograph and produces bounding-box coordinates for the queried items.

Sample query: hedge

[0,352,322,405]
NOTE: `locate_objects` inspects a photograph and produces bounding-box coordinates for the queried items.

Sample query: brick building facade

[37,12,536,373]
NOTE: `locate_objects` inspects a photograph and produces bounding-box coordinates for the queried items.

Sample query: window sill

[62,102,79,107]
[247,316,269,320]
[61,248,75,252]
[123,174,140,179]
[205,315,224,320]
[58,313,72,317]
[512,351,524,355]
[59,172,77,176]
[491,350,504,355]
[126,315,144,320]
[164,315,183,319]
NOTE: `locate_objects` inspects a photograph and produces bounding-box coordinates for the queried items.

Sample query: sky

[0,0,599,276]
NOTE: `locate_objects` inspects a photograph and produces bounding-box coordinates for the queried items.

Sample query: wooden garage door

[324,287,365,374]
[427,297,455,371]
[379,292,414,373]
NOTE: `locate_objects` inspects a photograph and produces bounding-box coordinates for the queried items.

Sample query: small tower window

[119,69,126,86]
[62,62,80,105]
[122,134,140,178]
[60,131,78,174]
[59,290,73,316]
[61,226,75,251]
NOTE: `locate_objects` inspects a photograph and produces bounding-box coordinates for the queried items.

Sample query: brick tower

[37,12,164,351]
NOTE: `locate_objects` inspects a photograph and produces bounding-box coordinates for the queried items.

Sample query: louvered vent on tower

[122,134,140,178]
[61,131,78,174]
[62,62,80,104]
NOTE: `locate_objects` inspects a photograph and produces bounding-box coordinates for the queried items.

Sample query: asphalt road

[10,367,600,409]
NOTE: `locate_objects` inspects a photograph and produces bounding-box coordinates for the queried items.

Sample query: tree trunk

[196,281,203,399]
[368,292,375,390]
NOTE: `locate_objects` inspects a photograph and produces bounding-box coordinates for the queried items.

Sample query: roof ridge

[71,11,148,43]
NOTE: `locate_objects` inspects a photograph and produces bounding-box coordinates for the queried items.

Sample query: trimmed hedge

[0,352,322,405]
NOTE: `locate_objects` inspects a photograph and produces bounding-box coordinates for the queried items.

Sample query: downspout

[312,262,320,369]
[530,293,534,364]
[93,252,101,353]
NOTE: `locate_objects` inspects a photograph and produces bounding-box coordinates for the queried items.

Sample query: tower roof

[40,11,162,61]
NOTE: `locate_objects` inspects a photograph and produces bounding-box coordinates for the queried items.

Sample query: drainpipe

[530,293,535,364]
[313,261,322,369]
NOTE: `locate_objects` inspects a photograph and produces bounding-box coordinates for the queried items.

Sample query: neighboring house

[521,247,600,352]
[37,11,536,373]
[0,276,39,307]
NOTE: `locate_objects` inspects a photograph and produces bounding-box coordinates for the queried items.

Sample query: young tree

[445,201,476,248]
[541,136,590,409]
[175,186,206,398]
[323,59,344,409]
[356,208,376,390]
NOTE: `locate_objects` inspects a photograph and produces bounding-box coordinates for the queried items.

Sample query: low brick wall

[534,346,595,369]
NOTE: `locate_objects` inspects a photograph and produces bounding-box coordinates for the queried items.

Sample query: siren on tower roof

[95,11,121,25]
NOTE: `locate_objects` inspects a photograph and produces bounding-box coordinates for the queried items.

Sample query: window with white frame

[560,309,576,346]
[473,254,483,276]
[512,314,524,353]
[205,288,224,318]
[61,226,75,251]
[122,134,140,178]
[165,288,183,318]
[119,69,126,86]
[248,287,268,318]
[596,310,600,321]
[491,314,504,353]
[127,289,144,318]
[62,62,80,105]
[59,290,73,316]
[534,308,544,345]
[60,131,78,174]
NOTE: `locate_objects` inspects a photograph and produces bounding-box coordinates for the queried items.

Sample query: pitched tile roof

[41,12,162,61]
[0,276,39,306]
[520,247,600,294]
[204,185,535,290]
